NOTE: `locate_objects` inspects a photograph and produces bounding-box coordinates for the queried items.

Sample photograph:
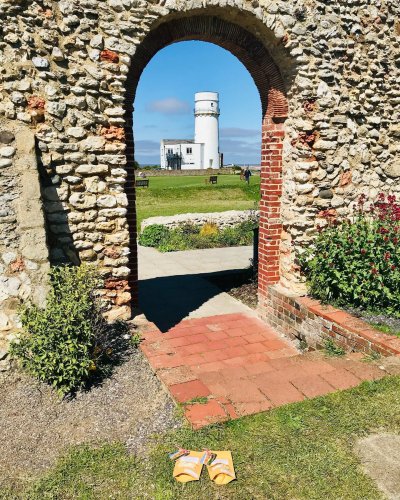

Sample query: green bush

[140,219,254,252]
[139,224,170,247]
[300,194,400,317]
[10,265,135,396]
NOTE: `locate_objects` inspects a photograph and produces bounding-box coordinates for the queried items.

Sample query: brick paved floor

[140,313,388,429]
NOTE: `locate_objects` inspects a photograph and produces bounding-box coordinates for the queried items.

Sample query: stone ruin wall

[0,0,399,343]
[0,119,49,367]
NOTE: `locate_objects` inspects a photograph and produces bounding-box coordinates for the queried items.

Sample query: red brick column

[124,97,138,308]
[258,116,285,296]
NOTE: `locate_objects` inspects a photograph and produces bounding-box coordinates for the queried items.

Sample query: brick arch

[123,13,288,305]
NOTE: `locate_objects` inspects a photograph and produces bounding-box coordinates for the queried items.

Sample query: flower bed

[300,194,400,335]
[138,220,255,252]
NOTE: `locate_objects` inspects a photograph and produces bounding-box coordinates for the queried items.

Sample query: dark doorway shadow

[138,268,248,332]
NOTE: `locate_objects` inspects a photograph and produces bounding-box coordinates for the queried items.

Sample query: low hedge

[139,220,255,252]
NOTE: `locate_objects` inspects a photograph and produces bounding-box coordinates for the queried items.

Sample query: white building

[160,91,222,170]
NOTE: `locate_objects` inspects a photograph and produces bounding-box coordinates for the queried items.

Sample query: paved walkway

[140,312,389,429]
[138,246,256,331]
[137,246,391,429]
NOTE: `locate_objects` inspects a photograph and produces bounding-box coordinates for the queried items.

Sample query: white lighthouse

[160,91,221,170]
[194,91,220,170]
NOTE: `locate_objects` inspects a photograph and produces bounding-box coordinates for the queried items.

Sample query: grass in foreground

[5,376,400,499]
[135,174,260,227]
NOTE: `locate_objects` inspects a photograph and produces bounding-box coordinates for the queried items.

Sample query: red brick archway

[123,13,288,305]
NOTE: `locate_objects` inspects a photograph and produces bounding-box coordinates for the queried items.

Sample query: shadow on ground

[138,269,248,332]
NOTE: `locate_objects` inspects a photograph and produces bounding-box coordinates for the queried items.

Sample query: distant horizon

[137,163,261,168]
[134,41,262,166]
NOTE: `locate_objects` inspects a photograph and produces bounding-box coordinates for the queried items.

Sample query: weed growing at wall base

[10,265,136,396]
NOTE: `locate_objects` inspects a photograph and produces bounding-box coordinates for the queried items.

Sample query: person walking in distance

[244,167,252,185]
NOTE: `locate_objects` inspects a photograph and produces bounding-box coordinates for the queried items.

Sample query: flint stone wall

[141,210,259,232]
[0,0,398,336]
[0,118,49,369]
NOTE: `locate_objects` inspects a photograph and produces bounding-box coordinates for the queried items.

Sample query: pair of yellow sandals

[173,450,235,485]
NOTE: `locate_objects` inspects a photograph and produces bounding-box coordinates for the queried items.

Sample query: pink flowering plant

[300,193,400,317]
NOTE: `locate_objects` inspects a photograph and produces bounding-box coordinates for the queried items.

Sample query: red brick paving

[140,313,390,429]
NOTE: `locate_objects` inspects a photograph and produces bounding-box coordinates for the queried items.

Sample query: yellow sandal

[172,450,204,483]
[206,451,236,485]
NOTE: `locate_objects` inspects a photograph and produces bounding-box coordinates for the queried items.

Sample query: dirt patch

[0,350,181,487]
[207,269,258,309]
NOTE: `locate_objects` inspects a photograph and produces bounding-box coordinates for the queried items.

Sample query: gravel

[0,350,181,485]
[345,306,400,335]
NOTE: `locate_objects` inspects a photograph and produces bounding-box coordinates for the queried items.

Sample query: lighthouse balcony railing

[194,108,220,115]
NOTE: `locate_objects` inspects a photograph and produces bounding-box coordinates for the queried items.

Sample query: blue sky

[134,41,262,165]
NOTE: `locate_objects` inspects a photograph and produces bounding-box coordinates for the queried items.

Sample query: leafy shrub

[300,194,400,317]
[10,265,135,396]
[200,221,219,237]
[139,224,169,247]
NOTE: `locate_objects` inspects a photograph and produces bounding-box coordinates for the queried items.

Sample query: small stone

[52,47,64,61]
[383,162,400,179]
[32,56,50,69]
[296,184,314,194]
[46,101,66,118]
[76,164,109,175]
[80,136,106,151]
[313,140,337,151]
[80,249,96,261]
[295,172,310,183]
[2,252,17,265]
[17,112,32,123]
[112,266,130,278]
[67,127,86,139]
[69,192,97,209]
[6,277,21,296]
[0,146,16,158]
[0,131,15,144]
[109,0,124,11]
[0,159,12,168]
[90,34,104,49]
[10,92,26,105]
[97,195,117,208]
[319,189,333,199]
[104,107,124,117]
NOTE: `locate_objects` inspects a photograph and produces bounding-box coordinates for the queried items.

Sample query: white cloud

[146,98,191,115]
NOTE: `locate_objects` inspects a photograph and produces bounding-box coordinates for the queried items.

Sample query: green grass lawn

[7,376,400,499]
[135,174,260,228]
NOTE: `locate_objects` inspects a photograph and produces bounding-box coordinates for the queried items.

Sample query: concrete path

[138,245,256,331]
[356,433,400,500]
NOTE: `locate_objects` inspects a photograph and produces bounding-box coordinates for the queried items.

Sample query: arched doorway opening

[122,10,290,315]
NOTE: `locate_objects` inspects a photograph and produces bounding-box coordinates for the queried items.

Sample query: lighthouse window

[211,103,214,107]
[186,147,192,154]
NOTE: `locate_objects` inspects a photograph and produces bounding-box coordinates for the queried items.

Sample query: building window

[167,148,173,154]
[186,147,192,154]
